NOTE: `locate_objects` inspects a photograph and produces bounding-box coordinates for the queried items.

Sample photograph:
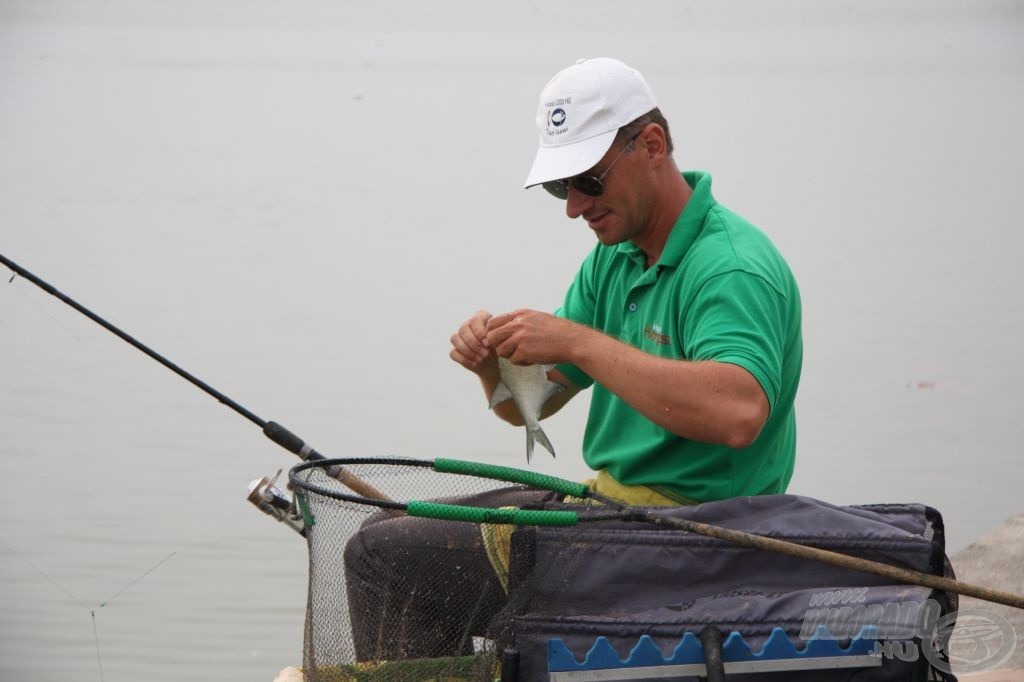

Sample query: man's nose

[565,186,594,219]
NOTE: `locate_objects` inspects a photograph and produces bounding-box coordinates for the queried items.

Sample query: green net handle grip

[407,501,579,526]
[433,458,589,498]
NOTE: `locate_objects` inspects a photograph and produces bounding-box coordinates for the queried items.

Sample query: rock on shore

[950,513,1024,678]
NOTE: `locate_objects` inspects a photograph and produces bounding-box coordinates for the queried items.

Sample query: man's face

[563,133,652,246]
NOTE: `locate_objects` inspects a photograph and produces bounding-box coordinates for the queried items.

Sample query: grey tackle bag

[505,494,957,681]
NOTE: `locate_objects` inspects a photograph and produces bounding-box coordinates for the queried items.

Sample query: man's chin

[591,227,624,246]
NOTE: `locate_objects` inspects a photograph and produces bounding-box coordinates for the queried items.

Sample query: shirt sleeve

[681,270,788,410]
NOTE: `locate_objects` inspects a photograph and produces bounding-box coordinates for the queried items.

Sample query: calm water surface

[1,2,1022,680]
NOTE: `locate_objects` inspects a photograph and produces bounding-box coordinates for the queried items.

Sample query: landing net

[289,457,593,682]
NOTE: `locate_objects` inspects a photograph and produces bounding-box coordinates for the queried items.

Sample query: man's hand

[450,310,498,379]
[485,309,581,366]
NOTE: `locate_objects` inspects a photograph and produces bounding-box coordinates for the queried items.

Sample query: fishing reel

[247,469,306,536]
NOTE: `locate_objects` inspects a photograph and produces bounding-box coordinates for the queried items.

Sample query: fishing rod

[0,252,389,503]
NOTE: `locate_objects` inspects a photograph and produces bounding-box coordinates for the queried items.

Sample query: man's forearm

[565,326,769,448]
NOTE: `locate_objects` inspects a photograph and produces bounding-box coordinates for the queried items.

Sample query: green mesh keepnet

[289,458,582,682]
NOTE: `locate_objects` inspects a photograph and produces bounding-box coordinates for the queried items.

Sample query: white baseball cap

[524,57,658,189]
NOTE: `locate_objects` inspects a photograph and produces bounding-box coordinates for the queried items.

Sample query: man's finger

[455,327,487,361]
[485,311,517,332]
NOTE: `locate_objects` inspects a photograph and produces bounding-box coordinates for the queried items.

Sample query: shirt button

[628,302,638,312]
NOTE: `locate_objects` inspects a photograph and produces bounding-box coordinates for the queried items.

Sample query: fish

[488,357,564,462]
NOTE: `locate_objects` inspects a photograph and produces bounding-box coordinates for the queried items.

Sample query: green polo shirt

[555,171,802,503]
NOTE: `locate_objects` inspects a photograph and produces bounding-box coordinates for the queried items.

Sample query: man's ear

[639,123,669,167]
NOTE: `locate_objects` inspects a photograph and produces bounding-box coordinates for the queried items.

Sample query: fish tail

[530,425,555,459]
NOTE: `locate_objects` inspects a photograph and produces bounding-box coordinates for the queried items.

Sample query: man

[451,57,802,506]
[345,57,801,662]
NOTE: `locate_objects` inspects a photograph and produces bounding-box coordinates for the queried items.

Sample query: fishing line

[3,539,106,679]
[4,269,81,341]
[97,547,181,608]
[3,538,189,682]
[1,539,91,611]
[91,612,105,682]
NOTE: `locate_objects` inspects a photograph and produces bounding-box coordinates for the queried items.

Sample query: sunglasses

[542,132,641,200]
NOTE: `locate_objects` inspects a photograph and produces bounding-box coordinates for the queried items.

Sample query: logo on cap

[549,107,566,128]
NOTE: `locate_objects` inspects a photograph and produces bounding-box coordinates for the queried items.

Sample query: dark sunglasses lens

[543,180,569,200]
[543,175,604,200]
[570,175,604,197]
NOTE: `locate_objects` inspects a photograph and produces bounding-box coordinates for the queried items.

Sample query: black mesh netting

[290,459,580,682]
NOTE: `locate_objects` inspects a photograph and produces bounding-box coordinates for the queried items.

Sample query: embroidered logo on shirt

[644,323,671,345]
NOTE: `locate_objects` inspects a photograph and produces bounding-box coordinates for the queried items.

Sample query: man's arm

[450,310,580,427]
[485,309,769,448]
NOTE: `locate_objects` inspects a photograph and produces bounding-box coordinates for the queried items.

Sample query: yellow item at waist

[482,470,697,592]
[581,470,698,507]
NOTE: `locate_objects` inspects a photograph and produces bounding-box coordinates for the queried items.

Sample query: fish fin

[532,425,555,459]
[488,382,513,409]
[541,380,566,405]
[526,430,534,464]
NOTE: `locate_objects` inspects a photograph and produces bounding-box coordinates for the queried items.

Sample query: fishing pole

[0,252,388,502]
